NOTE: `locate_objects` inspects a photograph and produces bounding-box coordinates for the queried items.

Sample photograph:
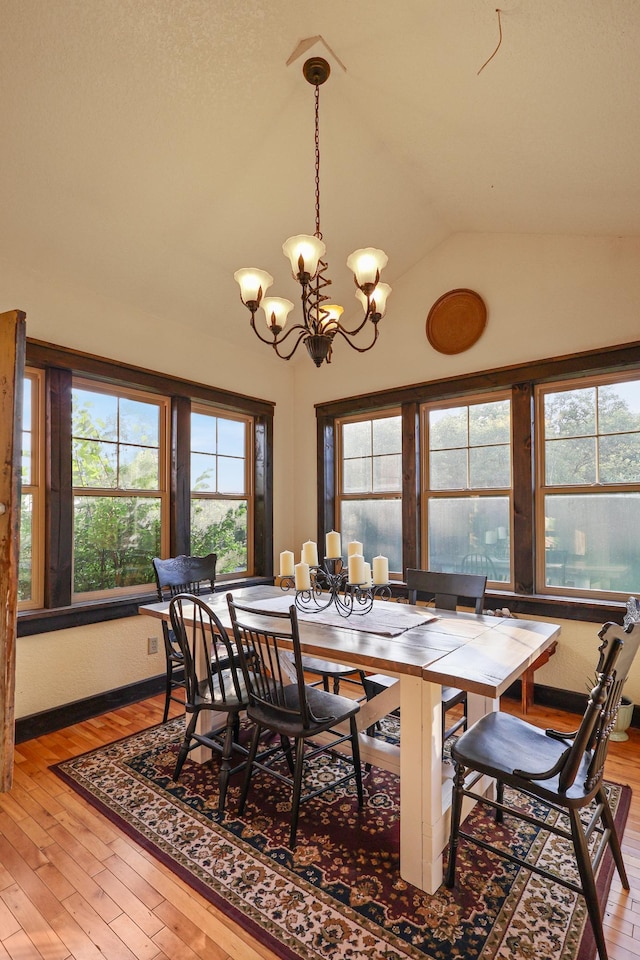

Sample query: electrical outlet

[147,636,159,655]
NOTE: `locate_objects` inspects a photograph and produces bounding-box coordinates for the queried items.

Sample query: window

[18,369,44,609]
[422,395,512,584]
[190,407,252,576]
[337,412,403,572]
[72,381,170,598]
[537,374,640,598]
[16,341,273,630]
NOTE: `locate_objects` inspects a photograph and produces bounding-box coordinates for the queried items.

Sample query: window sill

[17,576,275,637]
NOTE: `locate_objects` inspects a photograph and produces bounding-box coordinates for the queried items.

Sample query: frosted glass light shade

[261,297,294,333]
[356,282,392,318]
[282,235,326,279]
[319,304,343,334]
[234,268,274,306]
[346,248,388,287]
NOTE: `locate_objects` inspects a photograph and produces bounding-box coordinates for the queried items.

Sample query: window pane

[218,456,245,494]
[191,498,248,574]
[191,452,217,491]
[544,388,596,438]
[430,449,467,489]
[372,416,402,455]
[191,413,217,454]
[343,458,371,494]
[469,400,510,446]
[340,499,402,573]
[218,418,245,457]
[429,407,467,450]
[598,380,640,434]
[72,439,118,487]
[545,437,596,485]
[119,444,159,490]
[22,378,32,425]
[469,444,510,488]
[21,432,32,484]
[599,434,640,483]
[73,389,118,441]
[373,453,402,492]
[18,493,33,602]
[544,493,640,592]
[428,497,510,582]
[119,397,159,446]
[342,420,371,459]
[73,496,161,592]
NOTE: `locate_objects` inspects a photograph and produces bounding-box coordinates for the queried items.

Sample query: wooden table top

[139,584,560,699]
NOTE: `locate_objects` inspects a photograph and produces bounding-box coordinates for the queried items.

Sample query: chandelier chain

[314,83,322,240]
[234,56,390,366]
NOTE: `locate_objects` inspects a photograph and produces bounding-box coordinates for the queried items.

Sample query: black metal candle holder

[280,557,390,618]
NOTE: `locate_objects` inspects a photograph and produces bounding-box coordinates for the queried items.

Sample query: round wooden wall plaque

[426,288,487,354]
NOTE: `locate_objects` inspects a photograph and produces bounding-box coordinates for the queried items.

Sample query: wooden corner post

[0,309,26,791]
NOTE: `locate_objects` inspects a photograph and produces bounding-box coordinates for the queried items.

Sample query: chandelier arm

[271,328,310,361]
[335,307,375,340]
[331,322,380,354]
[249,311,309,347]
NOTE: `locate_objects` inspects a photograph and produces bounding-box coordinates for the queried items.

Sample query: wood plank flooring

[1,694,638,959]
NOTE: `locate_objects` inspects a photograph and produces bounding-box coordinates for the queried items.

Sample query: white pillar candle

[372,555,389,585]
[347,540,363,557]
[295,561,311,591]
[301,540,318,566]
[348,553,365,585]
[325,530,341,559]
[362,561,372,587]
[279,550,295,577]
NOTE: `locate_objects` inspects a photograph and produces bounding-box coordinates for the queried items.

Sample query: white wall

[8,232,640,717]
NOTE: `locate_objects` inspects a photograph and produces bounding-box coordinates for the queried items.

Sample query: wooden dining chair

[446,619,640,960]
[169,594,250,818]
[362,569,487,745]
[152,554,217,721]
[226,593,364,848]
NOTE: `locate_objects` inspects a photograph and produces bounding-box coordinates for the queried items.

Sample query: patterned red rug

[53,718,629,960]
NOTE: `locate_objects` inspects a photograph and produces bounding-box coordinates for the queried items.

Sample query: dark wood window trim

[316,339,640,623]
[18,339,275,635]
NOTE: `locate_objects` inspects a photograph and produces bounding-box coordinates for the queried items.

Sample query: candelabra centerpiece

[279,533,390,618]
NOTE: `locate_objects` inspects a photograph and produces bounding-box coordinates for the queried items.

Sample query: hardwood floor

[1,694,638,960]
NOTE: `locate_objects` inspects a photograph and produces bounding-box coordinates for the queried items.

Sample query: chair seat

[442,685,465,708]
[451,710,593,806]
[195,670,248,711]
[248,682,359,739]
[297,653,359,677]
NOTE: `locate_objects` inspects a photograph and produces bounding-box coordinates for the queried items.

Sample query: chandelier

[234,57,391,367]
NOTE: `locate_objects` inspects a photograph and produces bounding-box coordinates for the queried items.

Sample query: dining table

[139,583,561,894]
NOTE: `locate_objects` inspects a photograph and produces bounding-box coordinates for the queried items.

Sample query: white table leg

[399,675,446,893]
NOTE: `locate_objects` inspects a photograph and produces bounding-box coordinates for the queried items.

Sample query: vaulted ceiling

[2,1,639,354]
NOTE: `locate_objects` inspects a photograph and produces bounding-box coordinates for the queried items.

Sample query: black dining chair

[362,569,487,745]
[169,594,250,818]
[226,593,364,848]
[446,620,640,960]
[152,554,217,721]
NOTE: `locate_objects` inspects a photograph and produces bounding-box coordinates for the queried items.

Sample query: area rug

[52,718,630,960]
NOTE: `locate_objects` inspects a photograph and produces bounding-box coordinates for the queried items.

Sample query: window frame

[535,370,640,601]
[190,403,255,579]
[335,409,404,576]
[17,339,274,635]
[71,377,171,601]
[420,391,513,588]
[18,367,45,611]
